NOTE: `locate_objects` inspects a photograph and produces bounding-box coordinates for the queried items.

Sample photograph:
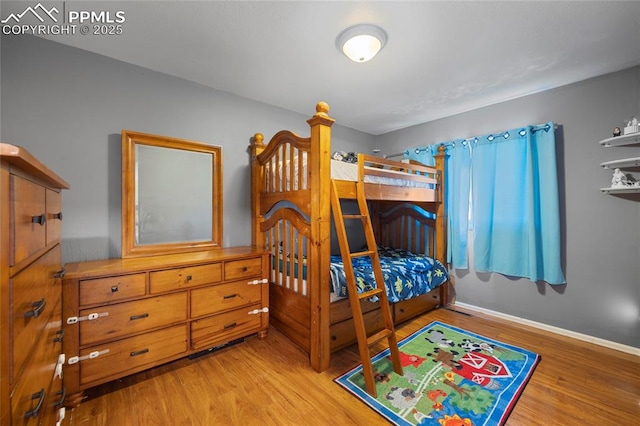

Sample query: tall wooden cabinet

[1,143,70,425]
[61,247,269,407]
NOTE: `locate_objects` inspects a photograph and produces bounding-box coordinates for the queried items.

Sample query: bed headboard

[373,202,438,258]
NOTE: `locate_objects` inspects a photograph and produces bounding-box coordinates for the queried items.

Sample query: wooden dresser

[1,143,70,425]
[61,247,269,406]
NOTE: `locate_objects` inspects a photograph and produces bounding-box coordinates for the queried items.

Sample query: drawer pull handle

[24,389,45,419]
[54,328,65,343]
[130,348,149,357]
[242,266,248,272]
[186,275,193,281]
[53,269,66,279]
[31,214,46,226]
[24,298,46,318]
[248,307,269,315]
[54,387,66,408]
[247,278,268,285]
[111,285,119,293]
[130,313,149,321]
[223,294,238,299]
[53,211,63,220]
[224,322,237,330]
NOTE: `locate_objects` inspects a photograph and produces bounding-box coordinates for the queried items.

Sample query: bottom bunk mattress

[272,246,448,303]
[329,246,448,303]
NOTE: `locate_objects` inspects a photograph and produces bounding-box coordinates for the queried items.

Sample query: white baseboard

[453,302,640,357]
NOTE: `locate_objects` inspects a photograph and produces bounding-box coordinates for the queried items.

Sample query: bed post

[434,144,450,306]
[306,102,335,372]
[250,133,266,249]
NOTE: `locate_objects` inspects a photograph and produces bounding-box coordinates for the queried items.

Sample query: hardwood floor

[65,306,639,425]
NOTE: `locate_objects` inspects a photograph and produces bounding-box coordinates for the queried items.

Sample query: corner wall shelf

[599,131,639,197]
[599,132,640,147]
[600,186,640,194]
[600,157,640,169]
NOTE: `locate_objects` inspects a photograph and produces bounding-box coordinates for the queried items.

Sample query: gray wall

[1,35,373,262]
[2,35,638,348]
[376,67,640,348]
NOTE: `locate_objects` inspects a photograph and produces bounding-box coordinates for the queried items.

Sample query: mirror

[121,130,223,258]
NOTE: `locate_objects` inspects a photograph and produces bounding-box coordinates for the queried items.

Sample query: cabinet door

[45,188,63,246]
[11,247,61,380]
[11,300,61,425]
[11,175,46,265]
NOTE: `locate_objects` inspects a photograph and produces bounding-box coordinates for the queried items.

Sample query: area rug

[335,321,540,426]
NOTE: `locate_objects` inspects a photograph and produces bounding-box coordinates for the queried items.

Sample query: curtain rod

[383,152,406,159]
[409,122,558,154]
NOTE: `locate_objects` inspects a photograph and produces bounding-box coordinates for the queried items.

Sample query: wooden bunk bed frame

[250,102,449,372]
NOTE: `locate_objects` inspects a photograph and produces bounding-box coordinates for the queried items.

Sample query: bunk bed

[249,102,449,372]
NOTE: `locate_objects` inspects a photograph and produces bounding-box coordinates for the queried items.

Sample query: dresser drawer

[12,247,61,379]
[79,273,146,306]
[45,188,63,245]
[79,293,187,346]
[149,263,222,293]
[394,292,440,323]
[224,257,262,281]
[191,303,264,351]
[80,325,188,386]
[11,302,62,425]
[191,280,262,318]
[330,309,384,352]
[11,175,47,265]
[40,374,64,426]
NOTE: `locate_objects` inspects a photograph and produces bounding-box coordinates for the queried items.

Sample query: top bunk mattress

[331,159,434,188]
[268,155,435,190]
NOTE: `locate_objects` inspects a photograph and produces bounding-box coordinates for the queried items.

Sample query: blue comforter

[329,246,448,303]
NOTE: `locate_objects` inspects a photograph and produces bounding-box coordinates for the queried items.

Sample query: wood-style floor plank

[65,306,639,425]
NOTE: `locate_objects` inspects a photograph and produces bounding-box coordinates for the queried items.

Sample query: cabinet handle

[224,322,237,330]
[53,269,66,279]
[130,348,149,357]
[53,388,66,408]
[111,285,119,293]
[185,275,192,281]
[130,313,149,321]
[54,328,65,343]
[53,212,63,220]
[242,266,248,272]
[24,298,46,318]
[223,294,238,299]
[24,389,45,419]
[31,214,46,226]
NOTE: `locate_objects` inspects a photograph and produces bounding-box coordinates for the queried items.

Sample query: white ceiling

[28,1,640,135]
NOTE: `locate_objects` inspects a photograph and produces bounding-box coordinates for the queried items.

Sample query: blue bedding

[329,246,448,303]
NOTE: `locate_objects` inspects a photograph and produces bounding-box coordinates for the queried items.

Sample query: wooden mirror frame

[121,130,223,258]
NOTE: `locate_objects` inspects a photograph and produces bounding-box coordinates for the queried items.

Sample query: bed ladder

[330,179,403,397]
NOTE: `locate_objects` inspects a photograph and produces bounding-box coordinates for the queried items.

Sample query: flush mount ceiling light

[336,24,387,63]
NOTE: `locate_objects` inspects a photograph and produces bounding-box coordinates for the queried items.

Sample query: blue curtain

[445,142,472,269]
[406,122,565,285]
[472,123,565,284]
[405,145,436,166]
[406,142,471,269]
